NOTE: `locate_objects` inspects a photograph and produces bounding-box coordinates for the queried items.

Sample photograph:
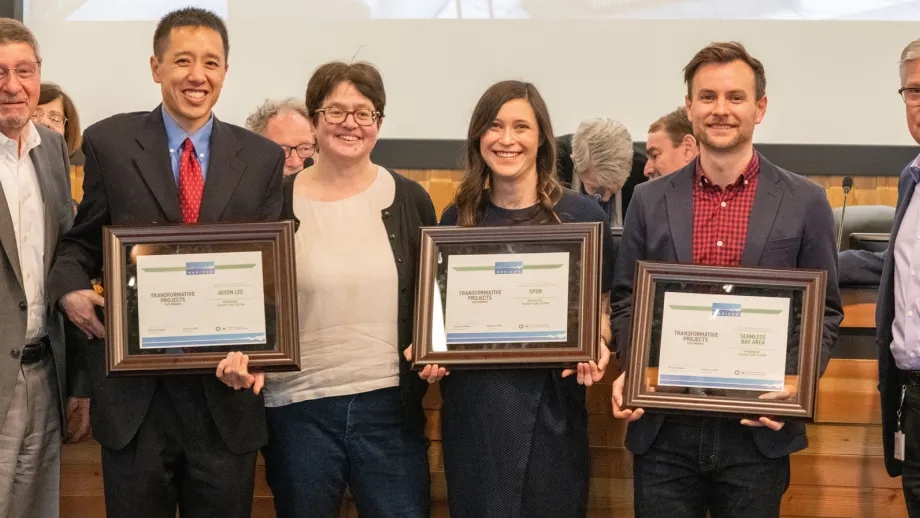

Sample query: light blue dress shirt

[161,106,213,183]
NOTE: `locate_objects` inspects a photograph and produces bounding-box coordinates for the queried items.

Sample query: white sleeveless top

[263,167,400,407]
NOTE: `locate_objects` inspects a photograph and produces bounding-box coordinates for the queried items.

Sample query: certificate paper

[444,252,570,344]
[136,251,267,349]
[658,292,790,391]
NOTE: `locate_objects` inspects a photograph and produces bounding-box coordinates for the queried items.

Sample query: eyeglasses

[281,144,315,159]
[315,107,381,126]
[32,109,66,127]
[900,86,920,105]
[0,61,40,83]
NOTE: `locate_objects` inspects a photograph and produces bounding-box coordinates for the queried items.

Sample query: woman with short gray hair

[570,117,633,227]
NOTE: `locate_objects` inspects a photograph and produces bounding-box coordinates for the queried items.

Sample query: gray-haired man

[874,37,920,516]
[0,17,76,518]
[246,97,316,175]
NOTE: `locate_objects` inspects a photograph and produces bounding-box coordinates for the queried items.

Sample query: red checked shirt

[691,153,760,266]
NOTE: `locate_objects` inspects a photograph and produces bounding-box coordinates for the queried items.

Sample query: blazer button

[383,211,391,218]
[9,349,19,359]
[397,257,403,263]
[389,234,396,240]
[18,301,26,311]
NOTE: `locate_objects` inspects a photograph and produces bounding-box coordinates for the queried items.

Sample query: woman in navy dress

[422,80,616,517]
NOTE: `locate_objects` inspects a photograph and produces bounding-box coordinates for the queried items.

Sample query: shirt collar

[909,153,920,183]
[161,106,214,156]
[0,121,41,158]
[694,152,760,189]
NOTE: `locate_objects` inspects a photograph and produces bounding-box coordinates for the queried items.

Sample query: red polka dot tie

[178,138,204,223]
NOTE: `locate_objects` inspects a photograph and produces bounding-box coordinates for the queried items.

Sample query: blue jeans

[633,415,790,518]
[262,387,430,518]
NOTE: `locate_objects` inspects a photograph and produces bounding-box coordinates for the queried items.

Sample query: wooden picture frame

[412,222,603,369]
[622,261,827,420]
[102,221,300,376]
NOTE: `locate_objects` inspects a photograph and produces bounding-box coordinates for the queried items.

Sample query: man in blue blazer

[611,41,842,517]
[875,37,920,516]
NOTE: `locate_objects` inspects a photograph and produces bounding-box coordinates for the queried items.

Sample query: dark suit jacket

[611,153,843,458]
[0,125,73,433]
[839,248,885,286]
[46,106,284,454]
[877,164,916,477]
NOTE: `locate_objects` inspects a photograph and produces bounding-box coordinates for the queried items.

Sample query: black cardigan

[283,169,437,431]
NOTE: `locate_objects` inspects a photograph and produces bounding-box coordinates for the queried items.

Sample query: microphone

[842,175,853,195]
[836,176,854,251]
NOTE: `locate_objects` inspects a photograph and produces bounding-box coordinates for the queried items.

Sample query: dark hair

[452,80,562,227]
[648,107,693,147]
[683,41,766,100]
[39,82,81,157]
[305,61,386,124]
[153,8,229,61]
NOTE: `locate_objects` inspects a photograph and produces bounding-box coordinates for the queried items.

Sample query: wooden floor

[60,355,903,518]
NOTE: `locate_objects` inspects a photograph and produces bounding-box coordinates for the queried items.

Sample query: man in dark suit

[876,37,920,515]
[610,42,842,517]
[46,8,283,518]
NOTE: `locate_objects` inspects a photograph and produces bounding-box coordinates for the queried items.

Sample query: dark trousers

[262,387,430,518]
[633,415,790,518]
[100,378,257,518]
[899,383,920,517]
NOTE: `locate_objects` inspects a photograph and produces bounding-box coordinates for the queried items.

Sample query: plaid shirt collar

[694,151,761,191]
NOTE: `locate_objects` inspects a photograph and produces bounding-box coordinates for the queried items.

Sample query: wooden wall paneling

[69,167,902,212]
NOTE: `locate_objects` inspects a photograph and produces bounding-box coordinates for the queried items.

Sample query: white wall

[24,9,920,146]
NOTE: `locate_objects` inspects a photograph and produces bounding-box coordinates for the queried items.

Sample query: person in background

[0,18,76,518]
[35,83,90,438]
[570,117,634,227]
[35,83,82,214]
[219,61,434,518]
[245,97,316,175]
[558,133,647,219]
[419,79,615,517]
[47,8,283,517]
[35,82,81,159]
[644,106,698,179]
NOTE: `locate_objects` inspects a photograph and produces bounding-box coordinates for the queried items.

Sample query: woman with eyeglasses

[217,61,434,518]
[36,83,81,159]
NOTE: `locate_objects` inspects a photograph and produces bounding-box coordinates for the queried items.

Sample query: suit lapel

[740,154,784,266]
[889,173,915,253]
[134,107,182,223]
[29,136,59,276]
[0,179,21,289]
[198,118,245,223]
[664,167,694,262]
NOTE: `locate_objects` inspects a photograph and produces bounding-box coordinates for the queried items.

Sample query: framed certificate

[412,223,603,369]
[622,261,827,420]
[102,222,300,376]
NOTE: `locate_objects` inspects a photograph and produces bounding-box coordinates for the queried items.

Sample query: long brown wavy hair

[453,80,564,226]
